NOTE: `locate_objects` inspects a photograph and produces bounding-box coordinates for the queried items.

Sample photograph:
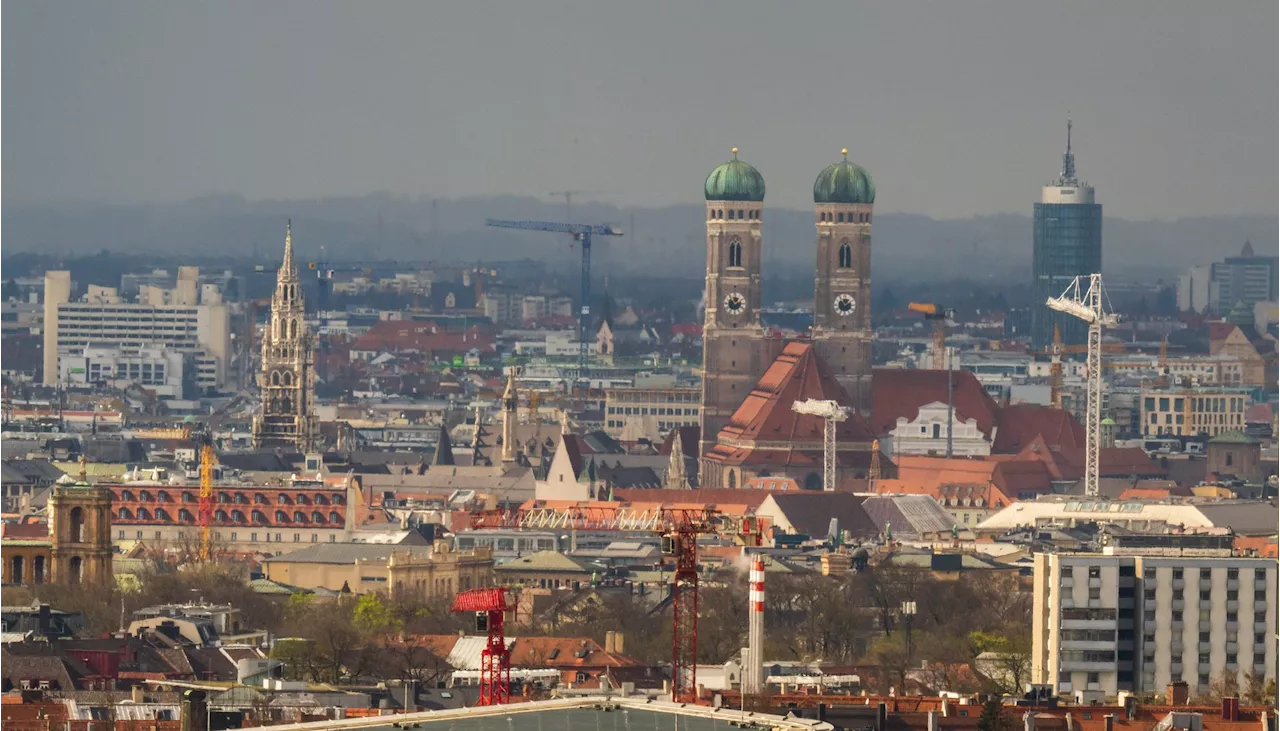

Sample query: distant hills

[3,194,1274,282]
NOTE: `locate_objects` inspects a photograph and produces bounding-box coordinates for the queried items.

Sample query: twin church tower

[699,148,876,459]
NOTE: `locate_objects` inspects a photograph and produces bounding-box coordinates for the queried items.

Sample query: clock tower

[699,148,771,459]
[811,149,875,413]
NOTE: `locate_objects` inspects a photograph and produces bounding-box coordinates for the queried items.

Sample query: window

[1198,653,1210,664]
[1199,631,1211,642]
[1228,568,1239,580]
[1172,611,1183,622]
[1086,672,1100,685]
[838,242,852,268]
[1174,569,1184,579]
[1198,674,1210,686]
[1200,590,1211,600]
[1227,612,1237,622]
[1227,590,1238,600]
[1088,588,1101,600]
[728,238,743,268]
[1257,633,1267,645]
[1144,589,1156,601]
[1089,566,1101,578]
[1226,653,1237,665]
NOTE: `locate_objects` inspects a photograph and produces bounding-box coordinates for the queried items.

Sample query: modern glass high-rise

[1032,121,1102,349]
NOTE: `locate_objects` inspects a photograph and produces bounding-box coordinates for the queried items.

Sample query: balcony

[1172,600,1185,610]
[1227,600,1239,611]
[1062,640,1118,651]
[1173,579,1185,590]
[1089,577,1103,588]
[1227,621,1240,631]
[1199,621,1212,632]
[1060,661,1117,673]
[1200,600,1213,611]
[1061,577,1075,588]
[1226,642,1238,654]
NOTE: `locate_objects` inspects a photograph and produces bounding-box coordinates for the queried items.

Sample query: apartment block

[1139,387,1252,438]
[1033,551,1278,698]
[42,270,231,391]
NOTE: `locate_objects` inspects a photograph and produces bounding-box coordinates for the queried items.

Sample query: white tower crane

[791,399,850,492]
[1045,273,1118,498]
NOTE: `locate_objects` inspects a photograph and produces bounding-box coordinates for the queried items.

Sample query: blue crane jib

[484,217,623,384]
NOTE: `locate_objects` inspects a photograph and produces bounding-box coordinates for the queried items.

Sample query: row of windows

[116,489,343,506]
[115,508,343,525]
[818,211,871,223]
[118,529,337,543]
[607,406,697,416]
[709,208,760,221]
[1144,396,1247,413]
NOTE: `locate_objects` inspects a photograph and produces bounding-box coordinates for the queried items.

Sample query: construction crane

[451,587,515,706]
[1045,273,1118,498]
[485,219,623,382]
[906,302,955,369]
[790,399,849,492]
[197,437,217,561]
[548,191,617,232]
[470,505,763,703]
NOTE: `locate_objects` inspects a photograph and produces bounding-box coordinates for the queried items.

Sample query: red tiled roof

[509,637,639,668]
[611,487,776,508]
[706,343,874,467]
[871,369,999,438]
[353,320,494,355]
[1,522,50,540]
[991,404,1084,453]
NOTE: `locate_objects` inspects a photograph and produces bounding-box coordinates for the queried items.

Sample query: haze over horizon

[4,1,1277,221]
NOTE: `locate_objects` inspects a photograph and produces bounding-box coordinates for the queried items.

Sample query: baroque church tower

[698,149,774,458]
[811,149,875,413]
[252,222,318,451]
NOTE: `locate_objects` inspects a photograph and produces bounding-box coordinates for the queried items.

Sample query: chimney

[604,631,615,654]
[1168,681,1189,706]
[1222,698,1239,723]
[1104,714,1114,731]
[132,686,145,704]
[613,632,624,655]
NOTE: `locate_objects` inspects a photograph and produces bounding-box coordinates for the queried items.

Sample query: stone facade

[698,199,778,459]
[46,481,113,585]
[252,223,318,451]
[811,201,874,413]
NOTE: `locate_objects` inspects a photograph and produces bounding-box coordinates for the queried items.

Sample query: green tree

[977,697,1012,731]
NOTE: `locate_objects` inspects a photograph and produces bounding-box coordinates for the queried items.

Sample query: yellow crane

[197,442,217,562]
[906,302,954,369]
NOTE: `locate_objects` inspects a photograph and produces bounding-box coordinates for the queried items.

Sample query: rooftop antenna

[1060,116,1077,184]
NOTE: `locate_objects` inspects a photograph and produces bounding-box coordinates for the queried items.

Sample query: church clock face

[834,293,856,316]
[723,292,746,315]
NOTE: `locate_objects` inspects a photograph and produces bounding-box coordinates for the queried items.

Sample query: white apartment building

[1032,551,1278,698]
[604,386,700,441]
[62,346,187,398]
[1139,388,1251,438]
[42,270,231,391]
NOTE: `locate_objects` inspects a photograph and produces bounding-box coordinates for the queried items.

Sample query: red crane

[470,505,764,704]
[451,587,516,706]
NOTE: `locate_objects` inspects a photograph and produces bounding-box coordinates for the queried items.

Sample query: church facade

[252,222,319,451]
[698,149,880,489]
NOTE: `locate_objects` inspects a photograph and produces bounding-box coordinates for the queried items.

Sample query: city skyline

[4,1,1277,220]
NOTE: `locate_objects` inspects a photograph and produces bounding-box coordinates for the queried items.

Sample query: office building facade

[1032,121,1103,349]
[1032,551,1277,697]
[1211,241,1278,315]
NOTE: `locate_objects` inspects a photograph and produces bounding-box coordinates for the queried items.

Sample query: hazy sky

[4,1,1277,218]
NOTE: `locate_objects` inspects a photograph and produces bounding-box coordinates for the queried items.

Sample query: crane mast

[197,443,216,561]
[791,399,850,492]
[1045,273,1117,498]
[485,218,623,385]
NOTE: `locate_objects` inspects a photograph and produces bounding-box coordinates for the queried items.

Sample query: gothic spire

[279,219,297,283]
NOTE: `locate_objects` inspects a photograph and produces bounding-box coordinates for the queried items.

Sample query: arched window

[155,508,170,522]
[121,490,135,502]
[737,209,744,219]
[33,556,45,584]
[232,510,246,523]
[11,556,25,584]
[293,511,307,524]
[727,209,734,220]
[312,511,325,524]
[332,493,345,505]
[314,494,329,506]
[276,510,290,523]
[235,492,248,504]
[182,491,196,503]
[117,507,133,521]
[278,494,292,505]
[215,510,229,522]
[282,397,292,413]
[289,319,297,339]
[283,371,293,387]
[136,507,151,521]
[329,511,341,524]
[803,473,822,491]
[838,212,845,223]
[69,507,86,543]
[179,508,193,522]
[296,494,310,505]
[138,490,152,503]
[68,557,83,584]
[218,492,230,503]
[727,471,736,489]
[838,242,852,269]
[728,238,743,268]
[717,209,723,219]
[157,491,170,503]
[254,493,267,504]
[252,510,267,524]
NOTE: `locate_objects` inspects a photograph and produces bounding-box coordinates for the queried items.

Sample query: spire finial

[841,148,848,158]
[731,147,739,158]
[1059,116,1077,184]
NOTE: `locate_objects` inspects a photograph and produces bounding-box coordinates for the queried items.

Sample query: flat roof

[254,697,832,731]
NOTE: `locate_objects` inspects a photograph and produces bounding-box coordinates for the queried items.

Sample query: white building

[42,270,231,391]
[62,346,188,398]
[887,401,990,457]
[1032,551,1277,697]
